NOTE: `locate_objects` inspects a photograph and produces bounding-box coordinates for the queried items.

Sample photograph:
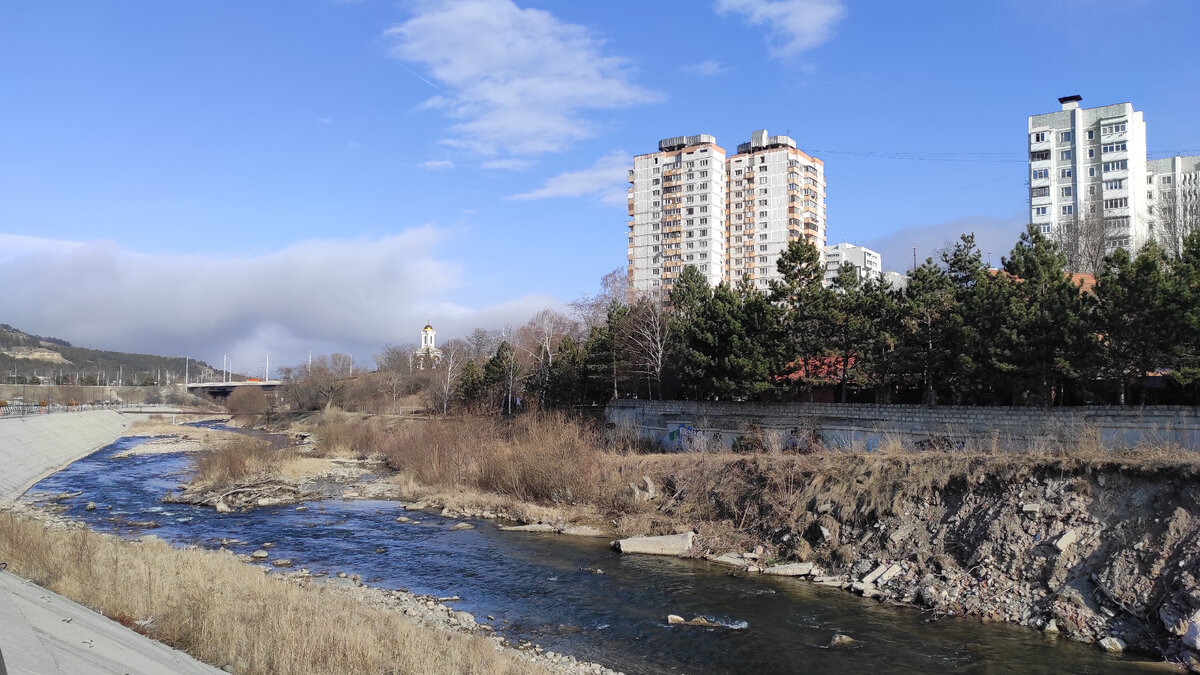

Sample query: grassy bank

[0,509,546,675]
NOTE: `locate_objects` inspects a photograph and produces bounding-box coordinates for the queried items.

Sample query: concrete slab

[0,570,220,674]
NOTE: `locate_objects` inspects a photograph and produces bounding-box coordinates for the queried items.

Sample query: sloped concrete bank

[0,410,132,501]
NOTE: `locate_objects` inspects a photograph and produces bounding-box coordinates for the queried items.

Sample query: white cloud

[420,159,455,170]
[509,150,630,204]
[715,0,846,58]
[682,60,728,76]
[0,231,553,375]
[480,158,532,171]
[385,0,661,158]
[316,116,333,125]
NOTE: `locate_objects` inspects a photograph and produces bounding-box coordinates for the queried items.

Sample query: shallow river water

[26,433,1151,674]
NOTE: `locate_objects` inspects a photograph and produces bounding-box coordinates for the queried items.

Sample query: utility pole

[185,357,189,385]
[265,352,270,381]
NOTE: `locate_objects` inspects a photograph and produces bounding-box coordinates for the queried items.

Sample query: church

[412,324,443,369]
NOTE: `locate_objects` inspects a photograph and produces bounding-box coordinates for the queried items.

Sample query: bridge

[185,380,282,399]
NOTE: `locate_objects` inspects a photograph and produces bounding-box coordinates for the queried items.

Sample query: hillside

[0,324,216,385]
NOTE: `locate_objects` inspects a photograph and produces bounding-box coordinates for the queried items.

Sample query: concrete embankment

[0,410,221,674]
[0,410,132,501]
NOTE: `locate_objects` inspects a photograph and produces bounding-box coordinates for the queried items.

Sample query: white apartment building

[628,130,826,297]
[823,242,881,286]
[1028,96,1148,252]
[1028,96,1200,256]
[1147,155,1200,254]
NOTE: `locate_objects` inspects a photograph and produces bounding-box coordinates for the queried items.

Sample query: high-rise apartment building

[823,242,882,286]
[1028,96,1200,256]
[627,130,826,297]
[1028,96,1148,252]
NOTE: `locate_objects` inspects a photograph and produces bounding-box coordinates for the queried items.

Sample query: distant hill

[0,324,218,386]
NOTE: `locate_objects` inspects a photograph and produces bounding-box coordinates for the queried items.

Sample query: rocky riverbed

[127,421,1200,670]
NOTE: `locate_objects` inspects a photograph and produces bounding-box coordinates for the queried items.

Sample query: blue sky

[3,0,1198,374]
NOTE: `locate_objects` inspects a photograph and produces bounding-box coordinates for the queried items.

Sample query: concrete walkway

[0,411,222,674]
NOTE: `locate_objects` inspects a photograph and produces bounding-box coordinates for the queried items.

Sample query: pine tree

[667,266,714,400]
[1001,225,1087,406]
[769,240,828,399]
[1092,243,1172,404]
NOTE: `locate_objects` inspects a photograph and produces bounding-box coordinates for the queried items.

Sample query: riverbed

[24,434,1149,674]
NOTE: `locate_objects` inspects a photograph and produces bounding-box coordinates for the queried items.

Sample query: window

[1088,185,1096,195]
[1041,224,1052,234]
[1104,197,1129,209]
[1062,205,1074,215]
[759,211,768,217]
[1031,151,1050,161]
[1034,206,1048,216]
[1102,142,1127,153]
[1104,179,1124,190]
[1089,167,1096,177]
[1103,160,1128,172]
[1032,168,1050,180]
[1088,149,1095,158]
[1162,176,1174,185]
[1061,186,1073,197]
[1087,130,1094,140]
[758,177,767,184]
[1101,123,1127,135]
[1060,150,1073,160]
[1032,187,1049,197]
[1032,132,1048,142]
[1059,131,1073,142]
[1060,168,1072,178]
[758,255,768,263]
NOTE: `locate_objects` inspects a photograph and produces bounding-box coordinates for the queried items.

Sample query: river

[24,433,1148,674]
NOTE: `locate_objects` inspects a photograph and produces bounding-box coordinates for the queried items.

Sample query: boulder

[829,634,858,648]
[451,522,475,531]
[85,502,97,511]
[1098,637,1125,652]
[705,553,750,569]
[561,525,605,537]
[1184,609,1200,650]
[215,500,233,513]
[642,476,657,498]
[614,532,694,556]
[1054,529,1079,553]
[499,523,557,533]
[251,550,269,559]
[764,562,815,577]
[271,559,293,568]
[452,610,476,627]
[405,502,426,511]
[1043,619,1059,634]
[667,614,718,627]
[863,563,901,586]
[396,516,413,523]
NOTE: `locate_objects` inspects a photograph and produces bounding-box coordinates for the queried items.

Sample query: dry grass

[193,435,293,486]
[0,511,545,675]
[327,413,634,510]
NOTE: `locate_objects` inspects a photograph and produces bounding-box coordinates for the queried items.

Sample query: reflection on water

[26,434,1147,674]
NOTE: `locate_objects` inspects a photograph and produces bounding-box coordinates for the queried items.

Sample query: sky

[3,0,1199,376]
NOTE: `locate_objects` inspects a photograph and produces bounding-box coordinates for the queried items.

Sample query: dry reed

[0,511,545,675]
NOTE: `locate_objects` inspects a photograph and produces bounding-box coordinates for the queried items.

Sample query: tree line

[280,225,1200,413]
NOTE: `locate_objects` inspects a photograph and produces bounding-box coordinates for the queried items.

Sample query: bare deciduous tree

[426,339,467,415]
[1153,191,1200,259]
[623,298,670,399]
[569,267,629,329]
[1055,208,1119,275]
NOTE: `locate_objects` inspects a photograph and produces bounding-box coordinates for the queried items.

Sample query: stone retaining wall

[606,400,1200,451]
[0,410,131,500]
